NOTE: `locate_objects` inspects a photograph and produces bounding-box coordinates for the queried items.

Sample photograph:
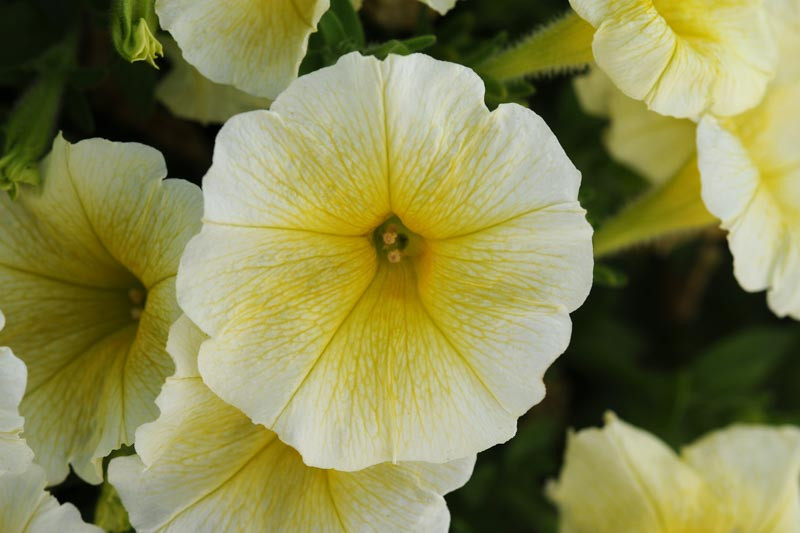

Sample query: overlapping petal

[0,311,33,477]
[109,316,475,533]
[548,413,713,532]
[156,37,271,124]
[156,0,329,99]
[698,81,800,319]
[178,52,593,470]
[550,415,800,532]
[0,463,101,533]
[682,425,800,532]
[570,0,778,118]
[0,134,202,483]
[574,67,696,184]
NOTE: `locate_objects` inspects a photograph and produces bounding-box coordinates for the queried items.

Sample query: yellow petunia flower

[177,52,594,471]
[155,0,459,100]
[0,134,202,484]
[156,37,272,125]
[0,330,102,533]
[698,80,800,319]
[569,0,779,119]
[549,413,800,532]
[574,66,696,185]
[109,316,475,533]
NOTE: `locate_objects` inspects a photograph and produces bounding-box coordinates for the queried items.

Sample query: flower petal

[156,37,271,124]
[156,0,328,99]
[0,327,33,476]
[0,463,101,532]
[383,56,583,239]
[548,413,713,532]
[571,0,778,118]
[202,54,390,235]
[682,425,800,533]
[574,67,696,184]
[698,82,800,318]
[110,317,474,532]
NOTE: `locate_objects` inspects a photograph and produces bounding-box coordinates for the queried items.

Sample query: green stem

[479,10,595,82]
[593,158,719,258]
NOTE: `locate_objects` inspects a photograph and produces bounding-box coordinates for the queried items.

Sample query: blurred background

[2,0,798,531]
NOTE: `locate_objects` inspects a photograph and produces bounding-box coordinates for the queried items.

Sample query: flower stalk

[593,158,718,258]
[479,10,594,81]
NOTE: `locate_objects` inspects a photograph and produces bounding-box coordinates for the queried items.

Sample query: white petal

[156,0,329,99]
[682,425,800,533]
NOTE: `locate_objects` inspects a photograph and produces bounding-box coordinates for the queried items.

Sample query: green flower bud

[0,73,65,199]
[111,0,164,68]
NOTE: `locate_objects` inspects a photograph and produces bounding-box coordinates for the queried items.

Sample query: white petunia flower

[177,52,593,471]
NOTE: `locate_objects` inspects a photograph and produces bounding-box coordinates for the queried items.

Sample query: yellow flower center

[373,216,424,264]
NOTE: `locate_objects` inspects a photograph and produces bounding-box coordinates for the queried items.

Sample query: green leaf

[690,327,797,395]
[593,263,628,288]
[329,0,364,48]
[365,35,436,60]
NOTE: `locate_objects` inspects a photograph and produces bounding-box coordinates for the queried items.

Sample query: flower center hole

[373,216,423,263]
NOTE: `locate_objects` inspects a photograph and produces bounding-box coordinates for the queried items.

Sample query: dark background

[2,0,798,531]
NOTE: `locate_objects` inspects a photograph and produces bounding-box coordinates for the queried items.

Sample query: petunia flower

[568,0,779,119]
[698,80,800,319]
[0,134,203,484]
[155,0,459,100]
[155,37,272,125]
[177,52,593,471]
[574,66,696,185]
[0,311,34,476]
[548,413,800,532]
[109,315,476,533]
[0,326,102,533]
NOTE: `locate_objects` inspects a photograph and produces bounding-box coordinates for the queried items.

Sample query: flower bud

[111,0,163,68]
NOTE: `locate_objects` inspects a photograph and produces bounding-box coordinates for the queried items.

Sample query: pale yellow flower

[0,323,101,533]
[698,80,800,319]
[156,37,271,124]
[177,52,593,471]
[574,66,696,184]
[156,0,459,100]
[0,134,202,484]
[109,316,475,533]
[569,0,778,119]
[549,413,800,533]
[0,311,33,476]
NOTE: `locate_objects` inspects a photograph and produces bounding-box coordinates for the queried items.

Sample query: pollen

[387,250,403,263]
[383,231,398,246]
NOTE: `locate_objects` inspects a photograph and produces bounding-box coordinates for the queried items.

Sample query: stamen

[130,307,143,321]
[387,250,403,263]
[383,231,398,246]
[129,288,145,305]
